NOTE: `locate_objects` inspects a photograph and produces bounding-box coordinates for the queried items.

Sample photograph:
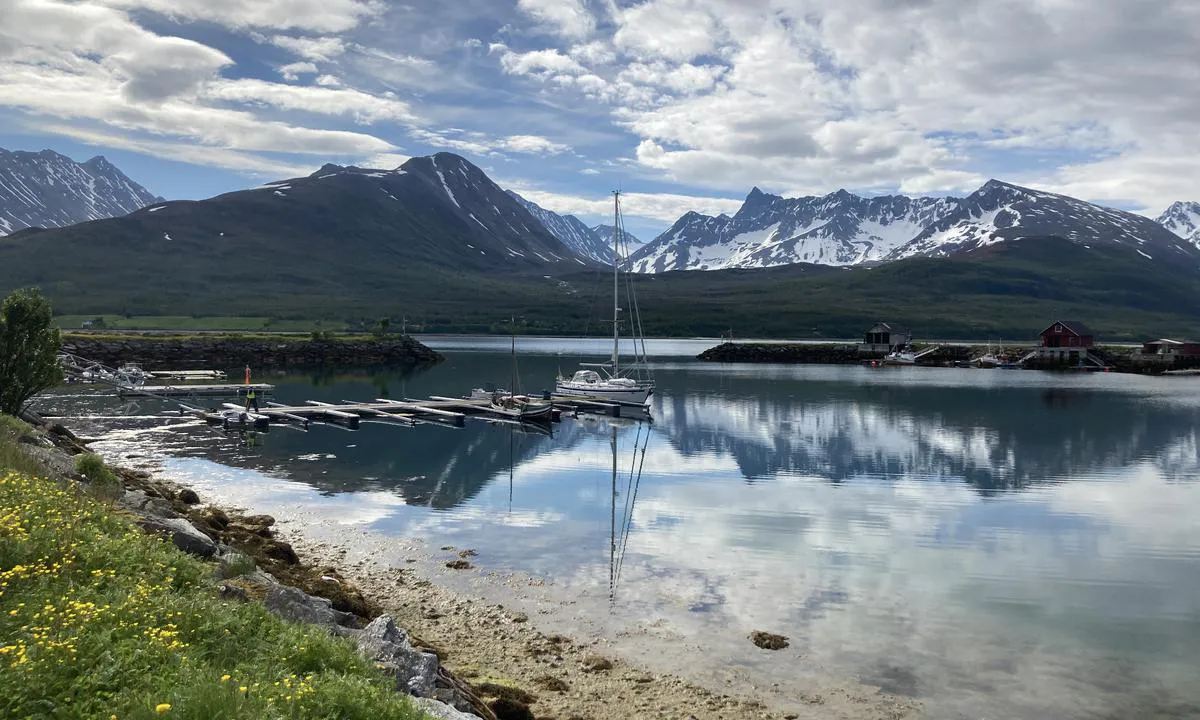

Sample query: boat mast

[611,190,620,375]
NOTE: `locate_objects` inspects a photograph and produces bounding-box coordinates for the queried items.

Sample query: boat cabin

[860,322,911,355]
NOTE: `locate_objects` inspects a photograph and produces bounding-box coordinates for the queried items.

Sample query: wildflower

[155,703,171,713]
[221,674,231,682]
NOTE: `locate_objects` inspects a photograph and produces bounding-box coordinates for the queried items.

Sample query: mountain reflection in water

[45,353,1200,720]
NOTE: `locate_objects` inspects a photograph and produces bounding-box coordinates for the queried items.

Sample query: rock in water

[356,615,440,697]
[750,631,789,650]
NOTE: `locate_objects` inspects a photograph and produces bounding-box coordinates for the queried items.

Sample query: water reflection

[40,355,1200,720]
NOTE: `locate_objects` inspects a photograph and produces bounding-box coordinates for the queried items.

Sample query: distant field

[53,315,331,331]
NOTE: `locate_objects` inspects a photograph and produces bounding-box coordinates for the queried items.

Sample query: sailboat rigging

[557,191,655,405]
[474,318,553,420]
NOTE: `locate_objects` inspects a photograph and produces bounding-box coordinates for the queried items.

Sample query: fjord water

[52,342,1200,719]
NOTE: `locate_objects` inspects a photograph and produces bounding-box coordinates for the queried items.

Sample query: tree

[0,288,63,415]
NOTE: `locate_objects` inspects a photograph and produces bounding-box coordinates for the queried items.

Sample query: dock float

[119,383,274,398]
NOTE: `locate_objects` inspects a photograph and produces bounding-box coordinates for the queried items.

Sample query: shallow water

[41,343,1200,719]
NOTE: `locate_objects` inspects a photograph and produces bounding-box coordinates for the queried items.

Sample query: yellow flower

[239,686,248,694]
[221,674,231,682]
[154,703,171,713]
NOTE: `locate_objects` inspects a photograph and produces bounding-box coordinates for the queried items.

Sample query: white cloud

[314,74,342,87]
[568,40,616,66]
[612,0,721,63]
[491,44,586,77]
[499,135,570,155]
[362,152,411,170]
[96,0,382,33]
[278,61,318,80]
[500,0,1200,209]
[204,78,417,125]
[516,0,595,40]
[504,186,742,222]
[38,122,316,177]
[270,34,346,61]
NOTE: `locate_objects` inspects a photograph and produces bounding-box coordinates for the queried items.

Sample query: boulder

[412,697,481,720]
[356,615,440,697]
[264,584,356,628]
[137,517,217,558]
[121,489,178,519]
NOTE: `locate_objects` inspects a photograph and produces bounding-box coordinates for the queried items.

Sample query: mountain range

[629,181,1199,273]
[4,148,1200,338]
[506,191,642,263]
[0,149,160,235]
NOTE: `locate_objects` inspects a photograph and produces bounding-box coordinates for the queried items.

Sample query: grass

[0,423,429,720]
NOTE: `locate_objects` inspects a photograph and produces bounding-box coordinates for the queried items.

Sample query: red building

[1040,321,1094,349]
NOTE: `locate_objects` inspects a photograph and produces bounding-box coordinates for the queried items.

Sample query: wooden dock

[175,391,647,434]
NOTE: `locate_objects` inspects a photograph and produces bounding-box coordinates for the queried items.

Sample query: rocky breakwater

[698,342,863,364]
[61,334,444,370]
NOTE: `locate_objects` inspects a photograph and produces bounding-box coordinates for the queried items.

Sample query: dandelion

[154,703,171,713]
[221,674,231,682]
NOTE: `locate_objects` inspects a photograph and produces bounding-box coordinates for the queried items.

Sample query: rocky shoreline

[61,334,445,369]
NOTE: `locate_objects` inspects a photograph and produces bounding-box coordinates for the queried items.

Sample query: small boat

[555,191,655,405]
[882,347,918,366]
[487,392,554,420]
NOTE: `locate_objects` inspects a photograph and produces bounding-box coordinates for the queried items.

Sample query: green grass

[0,426,428,720]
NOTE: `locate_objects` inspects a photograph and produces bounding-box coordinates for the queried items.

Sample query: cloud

[516,0,595,40]
[269,35,346,61]
[491,44,586,77]
[37,122,316,177]
[278,61,318,80]
[361,152,411,170]
[497,0,1200,209]
[96,0,382,33]
[412,128,570,157]
[204,78,417,124]
[498,135,570,155]
[612,0,721,63]
[504,186,743,222]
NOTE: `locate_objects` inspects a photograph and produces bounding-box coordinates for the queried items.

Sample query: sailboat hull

[554,380,652,405]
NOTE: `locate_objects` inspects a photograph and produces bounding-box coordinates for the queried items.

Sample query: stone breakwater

[61,335,444,369]
[698,343,869,364]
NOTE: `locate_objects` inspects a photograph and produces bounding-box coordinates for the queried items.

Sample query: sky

[1,0,1198,241]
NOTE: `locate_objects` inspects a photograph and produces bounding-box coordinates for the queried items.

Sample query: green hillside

[5,231,1200,341]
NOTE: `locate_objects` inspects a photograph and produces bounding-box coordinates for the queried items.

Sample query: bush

[0,288,63,415]
[74,452,120,492]
[0,414,33,440]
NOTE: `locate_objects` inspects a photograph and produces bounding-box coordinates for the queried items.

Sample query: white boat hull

[555,381,652,405]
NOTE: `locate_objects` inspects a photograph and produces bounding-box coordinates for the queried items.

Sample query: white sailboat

[556,191,655,405]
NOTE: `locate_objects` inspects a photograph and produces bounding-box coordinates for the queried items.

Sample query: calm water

[39,343,1200,719]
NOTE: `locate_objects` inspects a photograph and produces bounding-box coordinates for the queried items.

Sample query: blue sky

[2,0,1197,241]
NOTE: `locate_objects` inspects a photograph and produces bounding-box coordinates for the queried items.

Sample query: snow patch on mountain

[0,148,160,235]
[505,190,613,265]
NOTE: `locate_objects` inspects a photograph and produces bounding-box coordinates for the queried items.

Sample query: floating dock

[119,383,274,398]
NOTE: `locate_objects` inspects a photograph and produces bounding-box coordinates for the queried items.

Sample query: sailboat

[473,320,554,421]
[556,191,655,405]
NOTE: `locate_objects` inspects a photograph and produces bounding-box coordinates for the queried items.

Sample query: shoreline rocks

[61,334,444,370]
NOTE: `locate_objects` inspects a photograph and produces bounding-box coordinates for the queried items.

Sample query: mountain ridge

[631,179,1199,273]
[0,148,161,235]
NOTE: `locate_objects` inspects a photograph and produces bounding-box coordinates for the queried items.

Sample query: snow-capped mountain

[1158,201,1200,247]
[630,187,962,273]
[0,148,160,235]
[631,180,1199,273]
[590,224,644,257]
[889,180,1194,261]
[505,190,613,264]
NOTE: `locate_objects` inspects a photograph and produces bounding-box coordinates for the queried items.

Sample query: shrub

[0,288,63,415]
